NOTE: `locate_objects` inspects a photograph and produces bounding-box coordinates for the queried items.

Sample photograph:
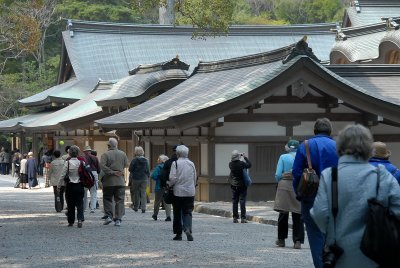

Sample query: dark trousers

[231,186,247,219]
[53,186,65,211]
[278,212,305,243]
[103,186,125,221]
[172,196,194,235]
[65,183,84,224]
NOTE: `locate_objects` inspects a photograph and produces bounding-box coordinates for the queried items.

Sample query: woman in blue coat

[311,124,400,267]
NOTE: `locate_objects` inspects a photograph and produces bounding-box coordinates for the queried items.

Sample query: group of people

[268,118,400,268]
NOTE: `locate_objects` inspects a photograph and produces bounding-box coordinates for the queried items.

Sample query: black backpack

[159,157,176,188]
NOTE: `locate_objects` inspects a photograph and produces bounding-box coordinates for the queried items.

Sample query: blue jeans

[302,201,325,268]
[231,186,247,219]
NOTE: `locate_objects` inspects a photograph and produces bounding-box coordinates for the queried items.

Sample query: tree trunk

[159,0,175,24]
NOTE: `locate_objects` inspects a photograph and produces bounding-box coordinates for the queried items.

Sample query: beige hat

[28,152,33,157]
[83,145,92,152]
[372,141,391,159]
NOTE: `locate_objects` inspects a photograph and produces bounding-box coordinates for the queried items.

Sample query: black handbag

[63,161,70,183]
[360,167,400,267]
[163,186,174,204]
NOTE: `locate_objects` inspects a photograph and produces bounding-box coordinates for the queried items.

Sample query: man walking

[292,118,338,268]
[100,138,129,227]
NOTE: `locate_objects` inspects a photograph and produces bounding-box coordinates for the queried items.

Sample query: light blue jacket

[275,151,296,182]
[311,155,400,268]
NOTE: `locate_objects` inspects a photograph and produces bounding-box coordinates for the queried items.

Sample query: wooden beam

[225,113,364,122]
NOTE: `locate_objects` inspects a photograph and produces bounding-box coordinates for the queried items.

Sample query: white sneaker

[90,209,95,213]
[114,220,121,227]
[103,217,113,225]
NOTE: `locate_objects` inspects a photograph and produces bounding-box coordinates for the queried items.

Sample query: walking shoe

[101,215,108,220]
[68,223,73,227]
[90,209,95,213]
[114,220,121,227]
[233,218,239,223]
[142,209,146,213]
[103,217,113,225]
[173,234,182,241]
[152,215,157,221]
[294,241,301,249]
[275,239,285,247]
[241,218,248,223]
[77,221,83,228]
[185,230,194,241]
[165,217,171,222]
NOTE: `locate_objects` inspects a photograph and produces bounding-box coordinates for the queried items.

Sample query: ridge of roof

[327,64,400,76]
[129,57,190,75]
[191,44,294,75]
[66,19,336,36]
[356,0,400,7]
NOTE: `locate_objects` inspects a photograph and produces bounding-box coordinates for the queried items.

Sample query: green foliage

[57,0,142,22]
[275,0,342,24]
[0,56,59,119]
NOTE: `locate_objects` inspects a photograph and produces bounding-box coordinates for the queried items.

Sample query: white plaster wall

[94,140,108,161]
[201,143,208,176]
[294,121,355,136]
[371,124,400,135]
[254,103,325,113]
[145,141,150,159]
[215,144,248,176]
[215,122,285,136]
[386,143,400,167]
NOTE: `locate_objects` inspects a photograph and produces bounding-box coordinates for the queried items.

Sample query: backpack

[78,160,95,189]
[160,158,175,188]
[297,140,320,198]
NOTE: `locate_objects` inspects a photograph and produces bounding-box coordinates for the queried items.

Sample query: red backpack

[78,160,95,189]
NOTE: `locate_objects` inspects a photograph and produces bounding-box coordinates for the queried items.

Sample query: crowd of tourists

[4,118,400,265]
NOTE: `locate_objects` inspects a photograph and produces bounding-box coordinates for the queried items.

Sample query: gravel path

[0,175,313,267]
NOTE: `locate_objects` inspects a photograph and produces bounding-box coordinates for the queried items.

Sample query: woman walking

[20,154,28,189]
[49,150,65,212]
[168,145,197,241]
[26,152,38,189]
[151,154,171,221]
[311,124,400,267]
[58,145,85,227]
[128,146,150,213]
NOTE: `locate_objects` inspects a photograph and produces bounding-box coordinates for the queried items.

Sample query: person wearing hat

[228,149,252,223]
[369,141,400,184]
[274,139,304,249]
[100,138,129,226]
[82,145,100,213]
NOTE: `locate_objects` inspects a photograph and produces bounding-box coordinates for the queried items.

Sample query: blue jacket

[311,155,400,268]
[275,151,296,182]
[369,157,400,185]
[151,163,164,191]
[292,134,338,201]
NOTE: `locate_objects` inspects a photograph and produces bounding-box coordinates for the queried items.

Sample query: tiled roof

[96,51,400,130]
[0,111,53,132]
[18,78,98,107]
[330,20,400,63]
[344,1,400,27]
[64,20,336,81]
[96,70,188,107]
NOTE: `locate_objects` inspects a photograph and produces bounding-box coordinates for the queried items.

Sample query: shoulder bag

[360,167,400,267]
[297,140,319,198]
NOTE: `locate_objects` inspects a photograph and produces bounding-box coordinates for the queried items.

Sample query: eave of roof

[344,1,400,27]
[18,78,98,107]
[96,55,400,131]
[0,111,53,133]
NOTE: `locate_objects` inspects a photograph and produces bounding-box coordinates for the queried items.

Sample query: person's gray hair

[69,145,80,158]
[314,118,332,135]
[337,124,373,161]
[231,150,240,161]
[134,146,144,156]
[159,154,169,163]
[108,137,118,149]
[176,145,189,158]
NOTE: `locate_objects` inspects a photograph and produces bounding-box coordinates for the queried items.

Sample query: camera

[322,244,344,268]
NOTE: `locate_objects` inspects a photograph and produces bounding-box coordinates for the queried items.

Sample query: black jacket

[229,157,251,187]
[129,157,150,181]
